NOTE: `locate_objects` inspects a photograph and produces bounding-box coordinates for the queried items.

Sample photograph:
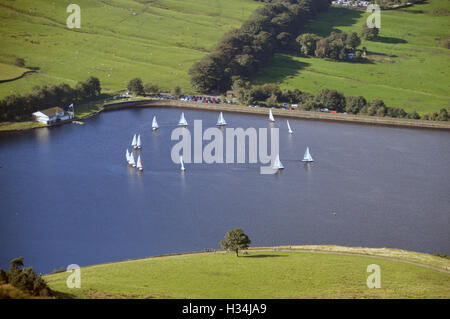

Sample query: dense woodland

[189,0,331,93]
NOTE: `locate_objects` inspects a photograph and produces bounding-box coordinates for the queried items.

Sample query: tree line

[127,77,182,98]
[0,76,101,122]
[189,0,331,93]
[231,79,449,121]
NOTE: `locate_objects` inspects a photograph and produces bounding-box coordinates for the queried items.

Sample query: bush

[437,108,449,121]
[360,24,379,41]
[127,78,144,95]
[14,58,25,67]
[406,111,420,120]
[1,257,52,297]
[315,88,346,112]
[144,82,160,94]
[0,269,7,284]
[345,96,367,114]
[172,85,182,98]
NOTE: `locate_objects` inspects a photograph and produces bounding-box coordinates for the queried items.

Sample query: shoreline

[43,245,450,276]
[1,99,450,136]
[105,99,450,131]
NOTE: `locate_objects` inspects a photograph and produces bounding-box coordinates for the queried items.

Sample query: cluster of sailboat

[126,134,143,171]
[124,109,314,172]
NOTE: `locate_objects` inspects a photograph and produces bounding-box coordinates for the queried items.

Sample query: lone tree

[14,57,25,67]
[346,32,361,51]
[360,24,379,41]
[127,77,144,95]
[220,228,251,257]
[172,85,182,98]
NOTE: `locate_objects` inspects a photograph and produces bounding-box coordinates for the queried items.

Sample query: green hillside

[0,63,30,82]
[251,0,450,114]
[0,0,260,97]
[45,247,450,299]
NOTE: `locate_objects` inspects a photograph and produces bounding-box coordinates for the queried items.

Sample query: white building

[33,107,74,124]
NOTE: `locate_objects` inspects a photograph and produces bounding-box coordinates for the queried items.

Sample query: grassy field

[0,0,261,98]
[251,0,450,114]
[44,247,450,299]
[0,120,45,132]
[0,62,30,81]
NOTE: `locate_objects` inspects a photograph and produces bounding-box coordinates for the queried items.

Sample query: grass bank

[44,246,450,299]
[251,0,450,114]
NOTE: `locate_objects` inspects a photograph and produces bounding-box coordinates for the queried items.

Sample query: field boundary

[44,245,450,277]
[3,98,449,136]
[0,70,36,84]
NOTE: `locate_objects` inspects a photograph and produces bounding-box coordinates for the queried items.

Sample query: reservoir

[1,107,449,273]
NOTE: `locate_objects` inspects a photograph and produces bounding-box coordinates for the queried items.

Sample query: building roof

[37,107,64,117]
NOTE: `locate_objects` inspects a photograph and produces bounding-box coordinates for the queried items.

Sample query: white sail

[272,154,284,170]
[216,112,227,126]
[302,147,314,162]
[178,112,188,126]
[131,134,137,148]
[129,152,136,167]
[137,155,143,170]
[180,156,185,171]
[269,109,275,122]
[152,116,159,130]
[126,149,130,163]
[136,134,142,149]
[287,120,293,134]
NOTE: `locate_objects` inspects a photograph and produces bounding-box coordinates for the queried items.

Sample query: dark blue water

[1,107,449,273]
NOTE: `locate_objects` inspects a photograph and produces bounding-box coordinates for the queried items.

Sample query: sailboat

[131,134,137,149]
[136,155,143,171]
[129,152,136,167]
[136,134,142,149]
[272,154,284,170]
[269,109,275,122]
[178,112,188,126]
[152,116,159,131]
[287,120,293,134]
[180,156,185,171]
[302,147,314,162]
[216,112,227,126]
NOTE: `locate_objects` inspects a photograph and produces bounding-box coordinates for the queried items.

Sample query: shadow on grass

[251,55,310,85]
[371,36,408,44]
[305,7,365,37]
[368,52,398,58]
[52,290,77,299]
[241,254,288,258]
[398,9,424,14]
